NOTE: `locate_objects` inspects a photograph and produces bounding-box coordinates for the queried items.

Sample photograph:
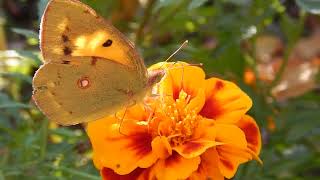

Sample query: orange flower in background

[87,62,262,180]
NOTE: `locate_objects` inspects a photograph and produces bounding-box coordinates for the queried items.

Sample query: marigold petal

[212,124,253,178]
[189,148,224,180]
[101,167,145,180]
[217,145,252,178]
[186,89,206,114]
[236,115,262,155]
[88,119,158,174]
[153,151,200,180]
[125,104,150,121]
[152,136,172,159]
[173,120,221,158]
[215,124,247,148]
[158,62,206,100]
[200,78,252,123]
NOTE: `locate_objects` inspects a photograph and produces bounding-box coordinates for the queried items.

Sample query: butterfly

[32,0,165,125]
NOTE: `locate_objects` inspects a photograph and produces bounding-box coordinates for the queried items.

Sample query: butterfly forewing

[33,0,151,125]
[40,0,146,75]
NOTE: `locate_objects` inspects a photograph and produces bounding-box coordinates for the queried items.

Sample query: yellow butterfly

[33,0,165,125]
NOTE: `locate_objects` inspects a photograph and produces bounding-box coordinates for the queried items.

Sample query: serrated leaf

[296,0,320,14]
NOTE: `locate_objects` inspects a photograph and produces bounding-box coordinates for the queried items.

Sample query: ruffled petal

[189,148,224,180]
[200,78,252,123]
[217,145,252,178]
[151,136,172,159]
[215,124,247,148]
[214,124,252,178]
[153,151,201,180]
[236,115,262,155]
[125,104,150,121]
[173,119,222,159]
[186,89,206,114]
[157,62,206,100]
[87,118,158,174]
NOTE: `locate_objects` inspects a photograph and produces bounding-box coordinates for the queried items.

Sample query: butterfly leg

[117,106,128,136]
[115,99,136,136]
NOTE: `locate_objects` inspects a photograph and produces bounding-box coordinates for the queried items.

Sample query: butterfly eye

[103,39,113,47]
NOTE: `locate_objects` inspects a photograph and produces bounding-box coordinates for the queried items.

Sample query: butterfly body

[33,0,164,125]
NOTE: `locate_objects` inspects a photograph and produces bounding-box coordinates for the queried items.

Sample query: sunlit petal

[200,78,252,123]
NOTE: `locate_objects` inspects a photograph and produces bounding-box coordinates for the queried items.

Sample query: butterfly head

[146,69,165,88]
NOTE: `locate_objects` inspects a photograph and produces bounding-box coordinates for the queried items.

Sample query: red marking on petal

[241,123,259,148]
[182,142,204,155]
[220,159,233,170]
[172,84,180,100]
[101,167,144,180]
[199,97,222,119]
[215,80,224,90]
[126,133,153,158]
[105,132,153,158]
[165,152,181,167]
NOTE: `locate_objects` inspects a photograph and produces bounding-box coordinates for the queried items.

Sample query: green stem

[135,0,157,44]
[269,13,306,89]
[40,118,49,160]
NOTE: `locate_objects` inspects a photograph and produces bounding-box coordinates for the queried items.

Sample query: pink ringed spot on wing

[77,77,90,89]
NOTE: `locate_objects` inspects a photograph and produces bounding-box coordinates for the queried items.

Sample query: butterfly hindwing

[33,57,146,125]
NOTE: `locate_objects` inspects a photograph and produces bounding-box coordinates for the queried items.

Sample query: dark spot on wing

[62,34,69,42]
[103,39,112,47]
[63,46,72,55]
[69,111,73,114]
[83,9,90,14]
[62,60,71,64]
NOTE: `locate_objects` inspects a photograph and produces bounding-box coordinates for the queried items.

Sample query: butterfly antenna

[164,40,189,63]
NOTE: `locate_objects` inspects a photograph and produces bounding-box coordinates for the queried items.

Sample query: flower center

[154,90,200,146]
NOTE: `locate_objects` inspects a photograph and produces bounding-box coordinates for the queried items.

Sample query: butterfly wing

[40,0,146,76]
[33,57,146,125]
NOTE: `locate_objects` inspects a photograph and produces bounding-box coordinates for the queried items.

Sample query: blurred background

[0,0,320,179]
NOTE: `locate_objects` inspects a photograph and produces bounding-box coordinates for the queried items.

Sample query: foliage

[0,0,319,179]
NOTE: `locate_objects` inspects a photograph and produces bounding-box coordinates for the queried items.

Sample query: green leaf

[296,0,320,14]
[188,0,209,10]
[11,28,38,39]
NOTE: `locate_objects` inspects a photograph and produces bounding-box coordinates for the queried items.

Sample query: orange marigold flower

[87,62,262,180]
